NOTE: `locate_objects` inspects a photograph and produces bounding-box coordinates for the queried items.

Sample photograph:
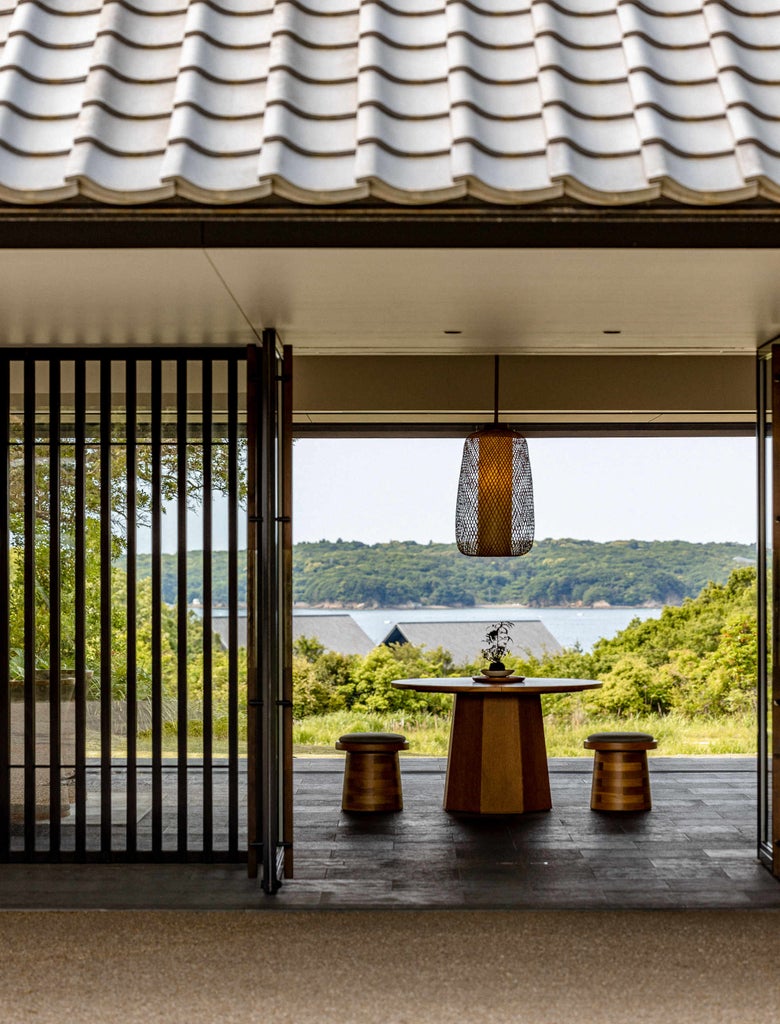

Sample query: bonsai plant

[481,621,513,673]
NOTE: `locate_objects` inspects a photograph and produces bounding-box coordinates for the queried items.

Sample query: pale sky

[291,436,757,546]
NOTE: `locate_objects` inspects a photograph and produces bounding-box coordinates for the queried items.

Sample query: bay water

[293,606,663,653]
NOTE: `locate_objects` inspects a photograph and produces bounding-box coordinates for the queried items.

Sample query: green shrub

[349,645,452,715]
[292,654,344,718]
[589,652,675,715]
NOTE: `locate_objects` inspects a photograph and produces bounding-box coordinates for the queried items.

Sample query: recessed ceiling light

[603,329,622,335]
[443,329,462,335]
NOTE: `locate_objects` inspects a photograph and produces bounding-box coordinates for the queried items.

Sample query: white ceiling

[0,247,778,355]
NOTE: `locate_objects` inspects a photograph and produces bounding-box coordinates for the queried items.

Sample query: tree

[8,431,246,705]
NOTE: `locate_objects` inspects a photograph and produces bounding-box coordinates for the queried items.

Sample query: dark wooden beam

[1,203,780,249]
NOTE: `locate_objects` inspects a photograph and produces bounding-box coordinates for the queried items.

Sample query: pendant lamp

[455,356,534,557]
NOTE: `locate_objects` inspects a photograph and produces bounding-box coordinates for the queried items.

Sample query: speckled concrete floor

[0,909,777,1024]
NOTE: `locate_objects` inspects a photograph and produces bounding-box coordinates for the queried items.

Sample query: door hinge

[248,699,263,708]
[276,698,293,709]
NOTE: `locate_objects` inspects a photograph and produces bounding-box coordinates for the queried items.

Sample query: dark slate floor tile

[6,757,778,911]
[745,889,780,905]
[599,877,673,892]
[581,853,653,869]
[673,893,757,908]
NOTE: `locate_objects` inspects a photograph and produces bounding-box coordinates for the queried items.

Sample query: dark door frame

[758,341,779,875]
[247,332,293,892]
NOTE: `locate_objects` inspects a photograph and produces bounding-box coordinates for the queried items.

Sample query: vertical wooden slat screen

[0,358,9,860]
[227,355,240,860]
[99,358,112,852]
[202,360,213,857]
[150,358,163,856]
[1,349,251,864]
[176,358,188,855]
[74,359,87,857]
[22,358,35,854]
[125,358,138,855]
[48,360,62,849]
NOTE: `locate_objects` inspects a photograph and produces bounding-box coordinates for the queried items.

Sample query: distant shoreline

[291,605,664,651]
[292,602,667,612]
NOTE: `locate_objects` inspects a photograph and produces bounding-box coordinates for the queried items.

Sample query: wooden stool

[335,732,409,812]
[584,732,657,812]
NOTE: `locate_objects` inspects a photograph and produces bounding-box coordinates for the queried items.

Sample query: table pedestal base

[443,693,552,814]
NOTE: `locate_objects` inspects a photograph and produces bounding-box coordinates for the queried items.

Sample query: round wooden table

[391,677,602,815]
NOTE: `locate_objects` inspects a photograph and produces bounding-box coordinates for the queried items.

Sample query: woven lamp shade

[455,427,534,557]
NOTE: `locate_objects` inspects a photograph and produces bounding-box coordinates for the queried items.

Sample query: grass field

[292,709,758,757]
[88,709,757,759]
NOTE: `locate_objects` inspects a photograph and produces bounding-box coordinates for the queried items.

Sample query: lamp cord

[493,354,500,426]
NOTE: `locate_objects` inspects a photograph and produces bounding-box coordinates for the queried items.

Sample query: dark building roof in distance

[381,620,563,666]
[292,615,375,657]
[210,613,375,656]
[211,616,248,652]
[1,2,779,207]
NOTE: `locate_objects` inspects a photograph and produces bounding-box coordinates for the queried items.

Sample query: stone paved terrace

[1,757,779,910]
[277,757,780,910]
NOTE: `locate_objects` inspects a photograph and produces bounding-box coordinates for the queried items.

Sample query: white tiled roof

[1,0,780,206]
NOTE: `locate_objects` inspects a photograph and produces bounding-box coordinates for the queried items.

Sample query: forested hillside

[127,538,755,609]
[292,538,755,608]
[130,551,248,606]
